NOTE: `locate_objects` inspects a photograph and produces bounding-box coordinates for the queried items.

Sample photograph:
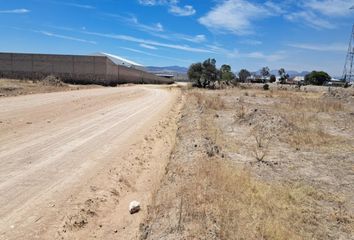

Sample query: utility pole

[342,6,354,82]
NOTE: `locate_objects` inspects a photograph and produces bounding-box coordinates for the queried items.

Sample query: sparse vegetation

[305,71,331,85]
[263,83,270,90]
[238,69,251,83]
[220,64,235,83]
[261,66,270,80]
[278,68,289,84]
[0,78,97,97]
[142,86,354,240]
[187,58,219,88]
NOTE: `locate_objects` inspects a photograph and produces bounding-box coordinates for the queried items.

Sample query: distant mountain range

[146,66,312,77]
[254,70,310,77]
[146,66,188,74]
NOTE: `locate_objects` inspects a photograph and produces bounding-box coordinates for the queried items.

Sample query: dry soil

[0,85,182,239]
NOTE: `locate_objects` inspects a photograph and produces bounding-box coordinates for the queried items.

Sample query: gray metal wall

[0,52,173,85]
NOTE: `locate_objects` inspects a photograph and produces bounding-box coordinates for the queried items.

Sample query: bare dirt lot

[141,85,354,240]
[0,85,182,239]
[0,78,100,97]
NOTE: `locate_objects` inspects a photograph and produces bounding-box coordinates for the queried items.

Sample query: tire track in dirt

[0,86,180,239]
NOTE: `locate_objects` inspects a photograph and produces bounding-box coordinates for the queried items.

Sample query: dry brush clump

[189,90,227,111]
[251,132,272,163]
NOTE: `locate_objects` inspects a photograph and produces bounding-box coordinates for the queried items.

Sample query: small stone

[129,201,140,214]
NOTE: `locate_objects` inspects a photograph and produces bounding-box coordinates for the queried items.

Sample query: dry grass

[271,90,345,112]
[0,78,98,97]
[281,112,334,147]
[143,86,354,240]
[288,95,344,113]
[168,151,353,240]
[190,88,352,239]
[187,158,328,240]
[190,90,227,110]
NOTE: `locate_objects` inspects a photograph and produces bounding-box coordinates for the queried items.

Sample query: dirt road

[0,86,181,239]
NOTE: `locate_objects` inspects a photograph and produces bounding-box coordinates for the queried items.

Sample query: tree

[188,62,203,87]
[270,75,276,83]
[188,58,218,88]
[201,58,218,88]
[220,64,235,82]
[305,71,331,85]
[261,67,270,80]
[238,69,251,82]
[278,68,289,84]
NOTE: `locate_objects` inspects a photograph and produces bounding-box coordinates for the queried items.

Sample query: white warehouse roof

[92,52,145,70]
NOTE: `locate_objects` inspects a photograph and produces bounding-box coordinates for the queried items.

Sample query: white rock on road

[129,201,141,214]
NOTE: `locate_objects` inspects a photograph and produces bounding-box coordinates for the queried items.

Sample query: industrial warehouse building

[0,52,173,86]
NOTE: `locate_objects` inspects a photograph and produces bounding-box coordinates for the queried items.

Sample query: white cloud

[133,30,206,43]
[304,0,354,17]
[139,43,157,49]
[174,34,206,43]
[104,12,205,43]
[198,0,353,33]
[138,0,179,6]
[37,31,96,44]
[284,0,354,30]
[138,0,196,16]
[107,14,164,33]
[62,3,95,9]
[169,5,196,16]
[82,31,213,53]
[155,23,164,31]
[198,0,271,35]
[49,1,95,9]
[287,42,347,52]
[130,16,164,32]
[0,9,30,14]
[239,39,262,45]
[245,51,285,62]
[264,1,286,14]
[138,0,158,5]
[204,43,284,62]
[120,46,191,63]
[285,10,336,29]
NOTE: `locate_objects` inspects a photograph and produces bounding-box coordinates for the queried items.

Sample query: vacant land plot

[1,82,353,239]
[141,86,354,239]
[0,78,100,97]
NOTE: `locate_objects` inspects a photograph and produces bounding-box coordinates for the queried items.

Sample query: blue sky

[0,0,353,76]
